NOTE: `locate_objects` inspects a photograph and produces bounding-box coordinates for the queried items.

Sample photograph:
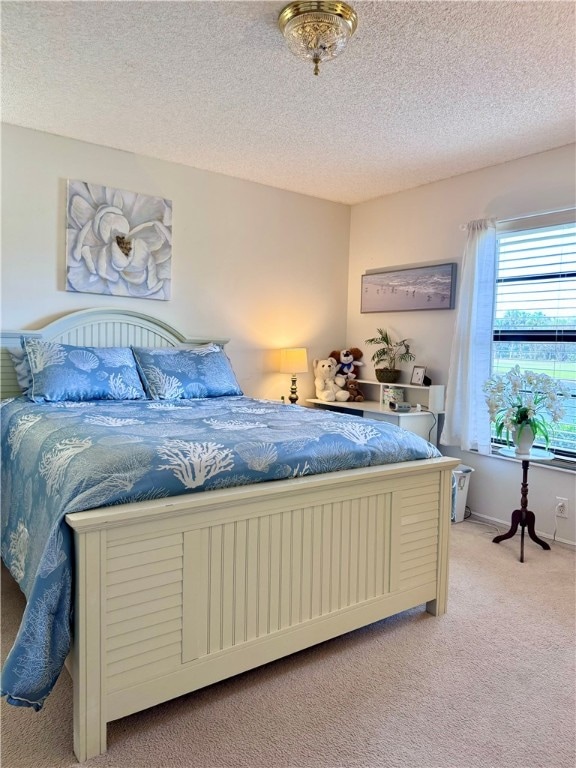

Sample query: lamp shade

[279,347,309,374]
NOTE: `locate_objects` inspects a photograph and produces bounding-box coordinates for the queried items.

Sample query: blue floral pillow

[22,338,147,402]
[132,344,243,399]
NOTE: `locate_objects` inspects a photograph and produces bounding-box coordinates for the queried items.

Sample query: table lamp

[279,347,309,405]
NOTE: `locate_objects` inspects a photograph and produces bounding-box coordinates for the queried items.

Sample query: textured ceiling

[2,1,575,205]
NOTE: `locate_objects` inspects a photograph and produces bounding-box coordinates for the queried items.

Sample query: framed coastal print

[361,263,457,313]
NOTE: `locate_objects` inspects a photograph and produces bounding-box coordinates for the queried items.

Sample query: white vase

[513,424,535,456]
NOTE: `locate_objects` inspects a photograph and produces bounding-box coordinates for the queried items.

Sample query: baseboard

[466,512,575,548]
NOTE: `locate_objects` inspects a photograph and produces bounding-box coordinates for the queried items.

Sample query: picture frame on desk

[411,365,427,385]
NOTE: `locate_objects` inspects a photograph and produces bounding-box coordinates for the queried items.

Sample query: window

[493,213,576,459]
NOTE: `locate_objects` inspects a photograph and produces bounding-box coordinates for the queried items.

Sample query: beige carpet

[1,521,575,768]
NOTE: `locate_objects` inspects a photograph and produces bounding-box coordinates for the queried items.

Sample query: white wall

[347,145,576,544]
[2,125,574,544]
[0,124,351,401]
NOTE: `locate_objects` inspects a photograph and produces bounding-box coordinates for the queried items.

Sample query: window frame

[491,210,576,466]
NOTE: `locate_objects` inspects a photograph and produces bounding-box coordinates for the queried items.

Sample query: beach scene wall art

[361,263,457,313]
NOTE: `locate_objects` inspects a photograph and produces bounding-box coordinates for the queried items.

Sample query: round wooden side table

[492,447,554,563]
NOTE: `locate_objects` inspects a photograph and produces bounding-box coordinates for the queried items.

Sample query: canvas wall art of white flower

[66,180,172,300]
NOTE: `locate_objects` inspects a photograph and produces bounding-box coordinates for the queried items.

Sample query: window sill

[463,447,576,474]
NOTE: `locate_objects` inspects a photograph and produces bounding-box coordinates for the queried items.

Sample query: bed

[0,308,458,762]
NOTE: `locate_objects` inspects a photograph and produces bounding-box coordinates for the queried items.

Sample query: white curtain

[440,219,497,454]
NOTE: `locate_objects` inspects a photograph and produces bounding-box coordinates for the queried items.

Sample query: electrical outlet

[555,497,568,518]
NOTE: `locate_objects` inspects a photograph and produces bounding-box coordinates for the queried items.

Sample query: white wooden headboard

[0,308,229,398]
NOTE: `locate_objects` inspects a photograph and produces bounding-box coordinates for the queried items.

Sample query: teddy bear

[343,379,365,402]
[313,358,350,402]
[329,348,365,380]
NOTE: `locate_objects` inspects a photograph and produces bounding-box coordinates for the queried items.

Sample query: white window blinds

[493,215,576,457]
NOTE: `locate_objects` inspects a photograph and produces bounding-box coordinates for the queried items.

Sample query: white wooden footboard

[66,457,457,761]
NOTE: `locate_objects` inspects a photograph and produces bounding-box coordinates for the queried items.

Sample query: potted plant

[364,328,415,383]
[483,366,565,455]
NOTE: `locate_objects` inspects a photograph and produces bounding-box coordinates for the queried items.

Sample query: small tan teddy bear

[343,379,365,402]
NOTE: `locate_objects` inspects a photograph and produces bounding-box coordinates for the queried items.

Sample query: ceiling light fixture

[278,1,358,76]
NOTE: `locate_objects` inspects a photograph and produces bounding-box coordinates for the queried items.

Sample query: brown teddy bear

[329,348,365,380]
[343,379,365,402]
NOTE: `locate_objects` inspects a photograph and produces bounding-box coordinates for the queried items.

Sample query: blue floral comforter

[1,396,440,709]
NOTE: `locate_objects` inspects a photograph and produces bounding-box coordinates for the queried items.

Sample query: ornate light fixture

[278,1,358,76]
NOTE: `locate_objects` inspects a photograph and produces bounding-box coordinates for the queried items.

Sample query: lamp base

[289,374,299,405]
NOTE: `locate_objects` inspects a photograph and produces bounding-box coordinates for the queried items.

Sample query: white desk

[306,381,444,445]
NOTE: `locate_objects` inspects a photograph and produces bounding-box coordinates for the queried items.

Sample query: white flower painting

[66,180,172,300]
